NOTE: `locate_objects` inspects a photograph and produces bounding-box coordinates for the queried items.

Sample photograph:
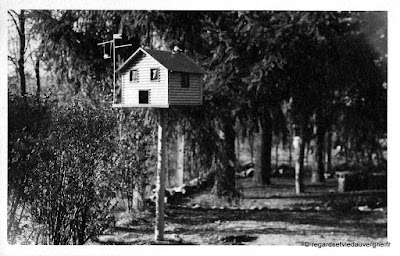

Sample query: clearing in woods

[92,177,387,245]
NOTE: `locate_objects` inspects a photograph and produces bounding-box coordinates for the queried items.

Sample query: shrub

[25,101,118,244]
[8,93,160,244]
[8,94,52,243]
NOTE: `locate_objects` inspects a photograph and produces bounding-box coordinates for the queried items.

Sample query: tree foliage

[114,108,157,211]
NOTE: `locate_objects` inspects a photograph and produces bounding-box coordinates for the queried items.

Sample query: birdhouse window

[150,68,160,81]
[139,90,150,104]
[181,73,190,88]
[129,69,139,82]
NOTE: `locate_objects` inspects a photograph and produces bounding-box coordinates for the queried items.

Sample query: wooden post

[295,135,305,194]
[155,108,167,241]
[176,126,185,186]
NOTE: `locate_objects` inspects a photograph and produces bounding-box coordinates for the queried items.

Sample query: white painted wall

[121,53,168,106]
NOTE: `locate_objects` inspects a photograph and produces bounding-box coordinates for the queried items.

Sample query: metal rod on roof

[113,38,116,104]
[115,44,132,49]
[97,40,114,46]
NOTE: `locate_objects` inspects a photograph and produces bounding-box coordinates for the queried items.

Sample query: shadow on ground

[92,178,387,245]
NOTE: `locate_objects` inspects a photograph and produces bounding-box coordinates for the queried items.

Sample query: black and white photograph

[1,0,398,255]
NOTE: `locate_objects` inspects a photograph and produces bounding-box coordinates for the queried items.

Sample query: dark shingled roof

[116,47,206,74]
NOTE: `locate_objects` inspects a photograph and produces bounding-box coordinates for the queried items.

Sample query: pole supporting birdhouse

[155,108,167,241]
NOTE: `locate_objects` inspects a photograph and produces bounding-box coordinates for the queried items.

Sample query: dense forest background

[7,10,387,244]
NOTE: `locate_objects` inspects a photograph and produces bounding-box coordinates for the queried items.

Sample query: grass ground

[92,177,387,245]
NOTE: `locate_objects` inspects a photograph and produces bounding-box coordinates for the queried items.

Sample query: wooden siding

[121,53,168,106]
[168,72,202,105]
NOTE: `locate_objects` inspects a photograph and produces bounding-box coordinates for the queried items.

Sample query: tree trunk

[249,132,254,160]
[166,144,169,187]
[125,161,132,211]
[176,126,185,186]
[212,115,236,197]
[376,147,384,166]
[35,58,41,98]
[295,121,306,194]
[18,10,26,96]
[155,109,167,241]
[289,137,293,167]
[7,192,21,242]
[140,182,146,211]
[133,176,145,212]
[190,148,195,180]
[325,128,332,175]
[260,106,272,185]
[78,206,88,245]
[236,132,240,160]
[305,142,310,167]
[312,120,326,183]
[275,140,279,170]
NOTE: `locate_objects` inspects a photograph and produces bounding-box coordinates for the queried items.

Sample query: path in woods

[92,178,387,245]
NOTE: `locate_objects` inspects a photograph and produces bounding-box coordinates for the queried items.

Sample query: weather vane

[97,34,132,104]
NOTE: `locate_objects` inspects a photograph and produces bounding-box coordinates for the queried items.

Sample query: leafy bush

[8,94,158,244]
[8,94,52,243]
[25,101,118,244]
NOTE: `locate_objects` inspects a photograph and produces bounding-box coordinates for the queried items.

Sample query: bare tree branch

[8,10,21,36]
[8,9,19,16]
[24,49,35,63]
[24,35,31,55]
[8,55,19,70]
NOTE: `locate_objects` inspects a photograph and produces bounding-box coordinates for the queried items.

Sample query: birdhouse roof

[116,47,206,74]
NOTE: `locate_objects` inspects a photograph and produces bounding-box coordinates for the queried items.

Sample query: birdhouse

[114,47,206,108]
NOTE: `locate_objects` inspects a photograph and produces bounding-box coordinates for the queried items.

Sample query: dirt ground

[92,177,387,245]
